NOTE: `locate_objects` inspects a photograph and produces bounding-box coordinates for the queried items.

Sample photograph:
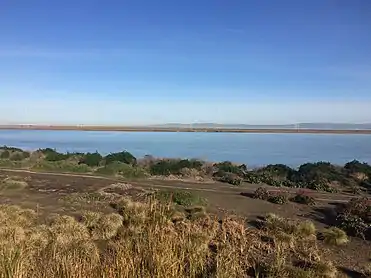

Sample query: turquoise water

[0,130,370,167]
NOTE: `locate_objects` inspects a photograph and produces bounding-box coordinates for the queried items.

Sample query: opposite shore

[1,124,371,134]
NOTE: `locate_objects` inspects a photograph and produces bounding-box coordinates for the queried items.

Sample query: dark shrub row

[150,159,203,176]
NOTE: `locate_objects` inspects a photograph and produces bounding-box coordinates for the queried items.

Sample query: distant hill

[149,123,371,130]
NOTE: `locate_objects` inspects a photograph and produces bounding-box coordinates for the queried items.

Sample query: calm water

[0,130,370,167]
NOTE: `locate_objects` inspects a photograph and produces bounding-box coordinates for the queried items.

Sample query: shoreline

[1,125,371,134]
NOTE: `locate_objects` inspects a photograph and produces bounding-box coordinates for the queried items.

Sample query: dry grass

[0,198,339,278]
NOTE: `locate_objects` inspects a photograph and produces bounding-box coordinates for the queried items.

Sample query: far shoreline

[1,125,371,134]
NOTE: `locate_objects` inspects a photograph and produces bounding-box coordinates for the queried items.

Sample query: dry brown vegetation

[0,195,348,278]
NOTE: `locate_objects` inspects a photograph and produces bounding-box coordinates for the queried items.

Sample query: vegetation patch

[322,227,349,246]
[291,190,316,205]
[154,190,207,206]
[0,178,28,190]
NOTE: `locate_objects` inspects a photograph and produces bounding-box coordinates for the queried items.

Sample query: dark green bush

[291,191,316,205]
[104,151,136,165]
[9,151,30,161]
[0,150,10,159]
[295,162,342,183]
[154,190,207,206]
[79,152,102,167]
[344,160,371,176]
[149,159,202,176]
[268,192,289,205]
[213,161,245,176]
[217,172,242,185]
[0,146,23,152]
[258,164,295,179]
[45,151,70,162]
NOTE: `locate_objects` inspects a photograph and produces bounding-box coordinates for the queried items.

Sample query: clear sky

[0,0,370,125]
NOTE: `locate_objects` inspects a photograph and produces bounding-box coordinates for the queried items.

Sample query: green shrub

[79,152,102,167]
[154,190,207,206]
[213,161,245,176]
[44,150,71,161]
[217,172,242,185]
[9,151,30,161]
[258,164,295,179]
[104,151,136,165]
[95,161,147,178]
[0,150,10,159]
[32,161,91,173]
[253,187,270,200]
[291,191,316,205]
[336,213,369,239]
[268,192,289,205]
[344,160,371,176]
[149,159,202,176]
[0,146,23,152]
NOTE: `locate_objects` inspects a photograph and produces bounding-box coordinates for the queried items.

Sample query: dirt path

[0,168,361,204]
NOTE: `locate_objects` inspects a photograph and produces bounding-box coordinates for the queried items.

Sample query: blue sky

[0,0,370,125]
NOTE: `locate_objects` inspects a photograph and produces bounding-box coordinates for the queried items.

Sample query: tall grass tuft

[0,200,337,278]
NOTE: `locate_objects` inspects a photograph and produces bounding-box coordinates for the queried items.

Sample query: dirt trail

[0,168,360,203]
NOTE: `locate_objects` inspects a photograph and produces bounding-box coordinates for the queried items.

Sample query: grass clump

[322,227,349,246]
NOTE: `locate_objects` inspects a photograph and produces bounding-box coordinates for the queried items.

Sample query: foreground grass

[0,196,343,278]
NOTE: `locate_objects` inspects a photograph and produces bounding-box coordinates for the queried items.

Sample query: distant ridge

[148,123,371,130]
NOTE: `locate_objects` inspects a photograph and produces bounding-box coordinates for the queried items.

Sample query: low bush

[336,213,369,239]
[217,172,242,185]
[104,151,137,165]
[253,187,270,200]
[45,150,71,162]
[291,191,316,205]
[32,161,91,173]
[0,150,10,159]
[154,190,207,206]
[149,159,203,176]
[0,145,23,152]
[213,161,245,176]
[95,162,147,178]
[79,152,103,167]
[341,197,371,222]
[268,191,289,205]
[322,227,349,246]
[9,151,30,161]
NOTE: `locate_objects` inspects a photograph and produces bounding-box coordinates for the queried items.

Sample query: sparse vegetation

[0,198,344,278]
[0,146,370,194]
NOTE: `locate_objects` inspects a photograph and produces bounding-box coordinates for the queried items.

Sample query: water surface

[0,130,370,167]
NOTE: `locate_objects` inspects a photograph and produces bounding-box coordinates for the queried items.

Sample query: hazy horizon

[1,1,370,124]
